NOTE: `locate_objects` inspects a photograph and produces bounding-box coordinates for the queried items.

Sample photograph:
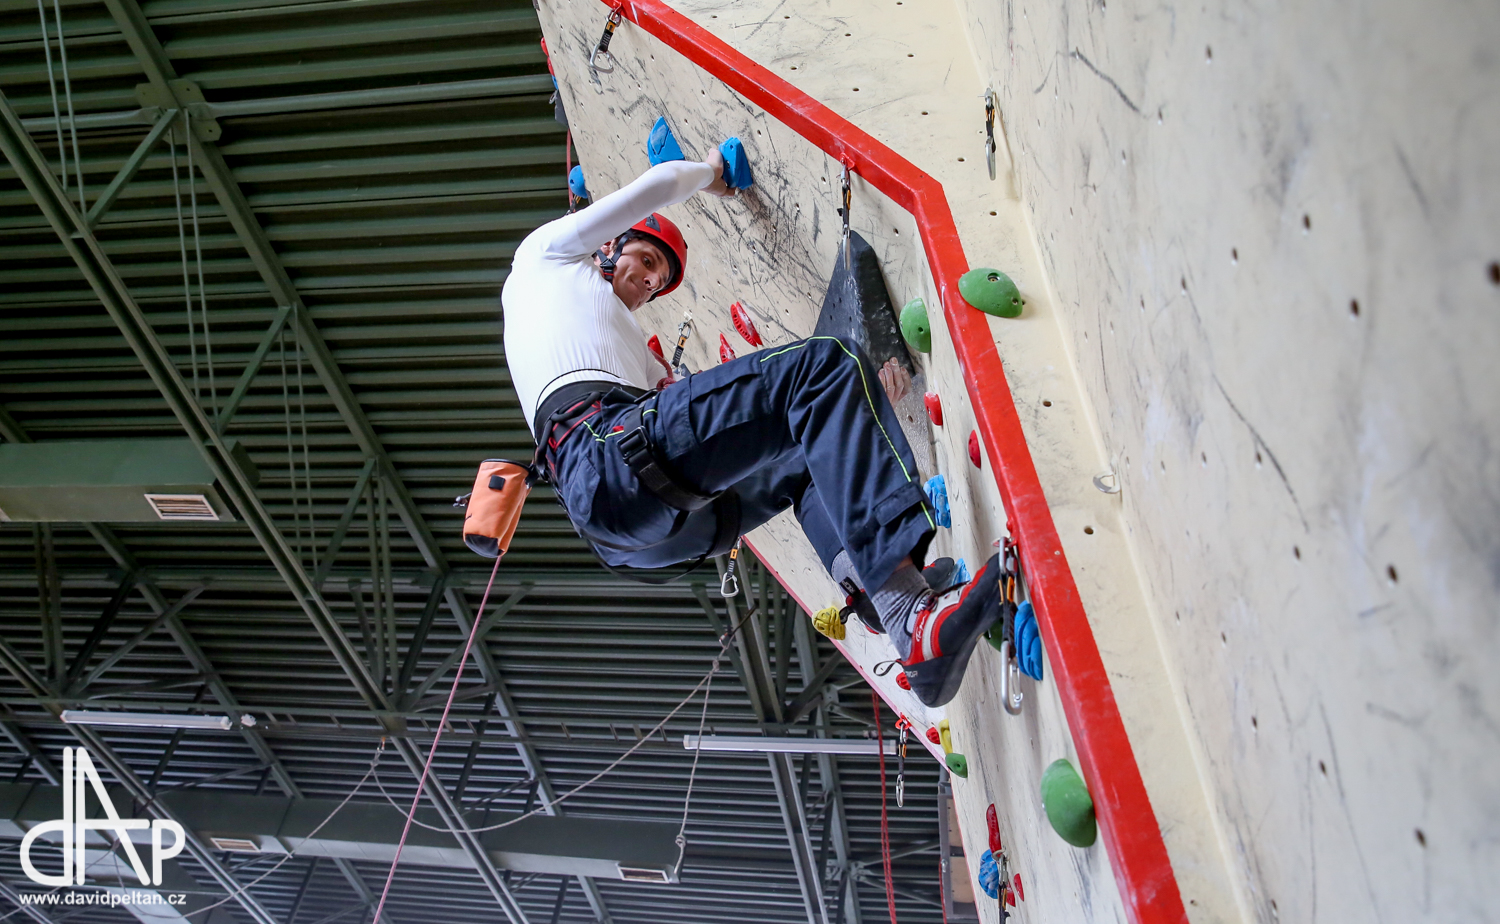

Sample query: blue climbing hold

[1016,600,1044,680]
[647,116,685,165]
[719,136,753,189]
[954,557,970,585]
[978,849,1000,899]
[923,474,951,528]
[568,165,589,200]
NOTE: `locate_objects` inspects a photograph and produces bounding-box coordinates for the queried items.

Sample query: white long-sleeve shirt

[502,160,715,436]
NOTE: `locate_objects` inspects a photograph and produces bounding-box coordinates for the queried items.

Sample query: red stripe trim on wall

[594,3,1190,921]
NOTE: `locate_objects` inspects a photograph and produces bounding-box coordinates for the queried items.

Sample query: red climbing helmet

[628,212,688,299]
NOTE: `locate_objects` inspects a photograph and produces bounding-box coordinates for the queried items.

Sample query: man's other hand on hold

[879,358,911,405]
[704,149,735,198]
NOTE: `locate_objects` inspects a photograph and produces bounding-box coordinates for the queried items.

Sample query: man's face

[602,238,672,310]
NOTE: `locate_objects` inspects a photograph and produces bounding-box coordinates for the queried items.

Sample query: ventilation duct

[0,439,257,522]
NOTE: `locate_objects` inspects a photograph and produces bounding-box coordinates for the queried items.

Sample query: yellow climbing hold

[813,605,846,641]
[938,719,954,754]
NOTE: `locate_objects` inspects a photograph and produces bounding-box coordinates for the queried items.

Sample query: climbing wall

[536,0,1498,922]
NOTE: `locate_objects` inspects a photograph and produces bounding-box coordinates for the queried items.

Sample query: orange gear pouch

[462,459,532,559]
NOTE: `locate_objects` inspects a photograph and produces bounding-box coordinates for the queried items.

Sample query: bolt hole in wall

[1416,829,1427,847]
[1489,261,1499,285]
[1303,214,1312,231]
[1319,760,1328,775]
[1206,45,1213,62]
[1387,565,1399,584]
[1350,299,1360,317]
[1231,247,1238,264]
[1042,399,1052,407]
[1084,526,1094,535]
[1293,546,1301,560]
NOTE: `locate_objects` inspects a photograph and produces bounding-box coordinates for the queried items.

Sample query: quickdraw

[589,6,623,74]
[894,715,911,808]
[985,88,998,181]
[839,161,853,271]
[988,536,1025,714]
[671,310,693,375]
[719,536,744,598]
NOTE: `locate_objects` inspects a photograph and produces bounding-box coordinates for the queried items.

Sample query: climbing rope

[371,553,503,922]
[177,744,383,919]
[172,139,199,405]
[872,692,898,924]
[675,631,718,872]
[185,111,216,419]
[280,325,301,562]
[35,0,82,211]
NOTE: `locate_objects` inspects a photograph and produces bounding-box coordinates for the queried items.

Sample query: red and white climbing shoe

[900,553,1002,707]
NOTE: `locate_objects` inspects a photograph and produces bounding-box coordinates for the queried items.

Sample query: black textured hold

[812,231,914,374]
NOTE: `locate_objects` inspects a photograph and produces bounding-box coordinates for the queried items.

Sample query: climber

[500,148,1000,707]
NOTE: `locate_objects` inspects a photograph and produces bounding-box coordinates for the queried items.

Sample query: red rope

[565,130,576,211]
[372,553,503,922]
[873,692,898,924]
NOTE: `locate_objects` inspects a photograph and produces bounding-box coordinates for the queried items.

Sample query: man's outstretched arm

[538,156,729,258]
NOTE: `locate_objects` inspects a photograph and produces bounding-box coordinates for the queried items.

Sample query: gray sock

[871,564,930,660]
[830,550,861,590]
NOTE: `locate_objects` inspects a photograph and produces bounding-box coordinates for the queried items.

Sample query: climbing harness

[589,6,623,74]
[719,536,744,597]
[985,88,998,181]
[894,715,911,808]
[872,692,899,924]
[839,161,853,272]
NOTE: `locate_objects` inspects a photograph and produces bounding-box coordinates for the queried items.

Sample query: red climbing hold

[926,726,942,745]
[1013,873,1024,902]
[986,804,1002,854]
[969,430,982,468]
[719,333,736,364]
[1006,891,1016,907]
[731,301,763,346]
[647,334,664,360]
[895,671,910,691]
[924,391,943,426]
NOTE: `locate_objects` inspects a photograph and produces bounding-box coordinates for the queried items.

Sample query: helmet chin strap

[596,233,628,281]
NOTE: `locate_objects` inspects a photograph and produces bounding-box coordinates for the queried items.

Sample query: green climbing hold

[985,623,1006,653]
[960,268,1023,318]
[899,298,932,353]
[945,752,969,778]
[1040,758,1097,847]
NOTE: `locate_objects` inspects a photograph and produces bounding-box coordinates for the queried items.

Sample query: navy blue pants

[548,336,935,589]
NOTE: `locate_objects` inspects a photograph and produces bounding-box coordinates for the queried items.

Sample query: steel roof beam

[700,566,829,924]
[0,86,529,924]
[791,616,860,924]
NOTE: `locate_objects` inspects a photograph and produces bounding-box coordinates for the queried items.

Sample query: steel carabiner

[589,7,624,74]
[719,537,744,598]
[999,639,1024,715]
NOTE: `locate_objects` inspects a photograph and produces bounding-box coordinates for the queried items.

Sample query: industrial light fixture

[60,710,256,731]
[683,735,894,755]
